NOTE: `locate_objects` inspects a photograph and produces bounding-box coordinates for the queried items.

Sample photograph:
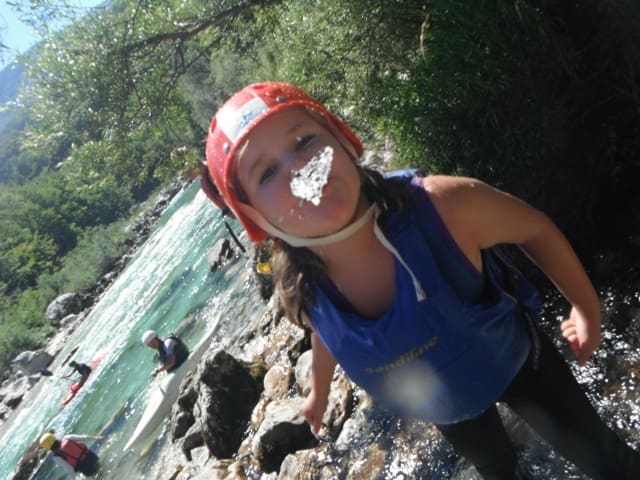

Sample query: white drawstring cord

[372,207,427,302]
[241,198,427,302]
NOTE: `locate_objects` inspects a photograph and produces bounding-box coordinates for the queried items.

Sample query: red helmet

[204,82,363,243]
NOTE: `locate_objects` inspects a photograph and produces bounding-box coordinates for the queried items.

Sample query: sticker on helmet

[217,97,269,144]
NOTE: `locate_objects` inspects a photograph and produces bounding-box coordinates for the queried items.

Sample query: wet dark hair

[271,167,416,327]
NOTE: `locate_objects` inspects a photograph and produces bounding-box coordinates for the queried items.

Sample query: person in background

[62,360,92,386]
[39,431,104,479]
[199,81,640,479]
[141,330,189,376]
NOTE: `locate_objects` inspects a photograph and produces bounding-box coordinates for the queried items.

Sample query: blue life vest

[310,175,542,424]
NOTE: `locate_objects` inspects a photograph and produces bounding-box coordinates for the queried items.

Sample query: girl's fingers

[562,327,577,341]
[310,415,321,433]
[304,408,320,433]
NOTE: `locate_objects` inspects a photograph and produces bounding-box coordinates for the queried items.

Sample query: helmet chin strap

[238,203,377,248]
[238,200,426,301]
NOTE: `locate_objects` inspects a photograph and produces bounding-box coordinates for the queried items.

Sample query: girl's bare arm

[424,175,601,364]
[303,328,337,433]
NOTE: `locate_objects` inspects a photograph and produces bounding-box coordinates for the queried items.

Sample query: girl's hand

[303,388,329,434]
[560,306,601,366]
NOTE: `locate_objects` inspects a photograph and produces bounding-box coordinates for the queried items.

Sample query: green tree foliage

[253,0,427,125]
[369,1,564,180]
[0,218,133,375]
[15,0,281,187]
[0,170,132,293]
[0,0,638,380]
[0,112,51,184]
[38,220,131,294]
[208,0,639,254]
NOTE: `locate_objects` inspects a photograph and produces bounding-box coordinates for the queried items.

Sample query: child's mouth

[290,146,334,206]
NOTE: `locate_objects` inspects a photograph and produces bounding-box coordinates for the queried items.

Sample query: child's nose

[289,153,310,175]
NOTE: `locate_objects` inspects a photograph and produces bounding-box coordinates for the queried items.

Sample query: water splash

[290,146,333,206]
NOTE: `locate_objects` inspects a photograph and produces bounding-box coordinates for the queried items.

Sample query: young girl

[201,82,640,479]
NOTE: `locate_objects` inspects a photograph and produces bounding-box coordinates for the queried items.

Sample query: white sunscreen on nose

[290,146,334,206]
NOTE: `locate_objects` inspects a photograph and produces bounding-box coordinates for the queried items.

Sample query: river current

[0,180,638,479]
[0,181,269,479]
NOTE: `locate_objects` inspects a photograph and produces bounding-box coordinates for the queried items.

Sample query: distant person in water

[39,431,104,479]
[141,330,189,376]
[63,361,92,386]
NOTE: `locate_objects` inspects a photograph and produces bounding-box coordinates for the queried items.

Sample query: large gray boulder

[45,293,84,324]
[171,349,266,460]
[251,397,317,473]
[10,350,53,376]
[0,375,39,413]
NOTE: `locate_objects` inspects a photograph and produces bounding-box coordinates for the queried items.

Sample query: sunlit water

[1,180,639,480]
[0,181,269,480]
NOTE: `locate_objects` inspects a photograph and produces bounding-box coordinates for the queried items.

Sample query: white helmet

[141,330,158,346]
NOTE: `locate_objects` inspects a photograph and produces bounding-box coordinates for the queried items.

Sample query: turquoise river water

[0,181,268,479]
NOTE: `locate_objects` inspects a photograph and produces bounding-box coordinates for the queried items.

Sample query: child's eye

[295,135,315,151]
[259,165,277,185]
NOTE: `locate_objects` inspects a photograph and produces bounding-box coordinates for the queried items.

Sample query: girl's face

[236,108,363,239]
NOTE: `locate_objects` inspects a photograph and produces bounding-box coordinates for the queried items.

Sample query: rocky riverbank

[8,173,640,480]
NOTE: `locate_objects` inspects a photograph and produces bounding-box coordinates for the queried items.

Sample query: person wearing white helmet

[141,330,189,376]
[39,430,104,479]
